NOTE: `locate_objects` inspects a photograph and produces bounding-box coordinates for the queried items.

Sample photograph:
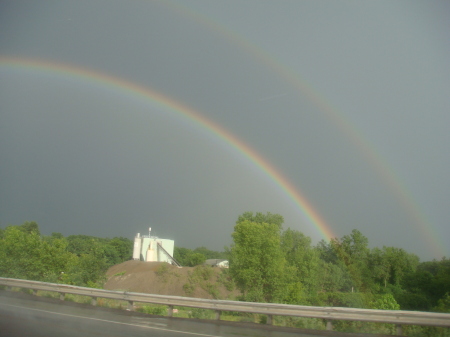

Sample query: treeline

[0,222,132,287]
[0,221,228,286]
[228,212,450,314]
[1,217,449,315]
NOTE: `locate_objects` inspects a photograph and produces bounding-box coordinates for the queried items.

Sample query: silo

[132,233,142,260]
[146,239,157,262]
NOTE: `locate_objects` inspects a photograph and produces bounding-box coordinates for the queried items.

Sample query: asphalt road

[0,291,328,337]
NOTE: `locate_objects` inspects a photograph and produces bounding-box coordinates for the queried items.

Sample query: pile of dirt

[104,260,238,300]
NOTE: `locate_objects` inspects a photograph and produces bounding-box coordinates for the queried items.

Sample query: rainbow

[0,56,336,241]
[163,2,447,257]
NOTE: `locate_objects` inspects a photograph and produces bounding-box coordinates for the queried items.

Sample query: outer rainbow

[162,2,446,257]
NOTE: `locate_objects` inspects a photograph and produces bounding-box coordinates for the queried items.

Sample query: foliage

[0,226,73,282]
[174,247,206,267]
[0,222,132,287]
[188,308,214,320]
[237,211,284,229]
[192,246,227,260]
[371,293,400,310]
[217,268,235,292]
[399,257,450,310]
[183,265,220,298]
[282,228,322,295]
[328,229,372,292]
[66,234,132,268]
[136,305,166,316]
[229,217,289,303]
[155,262,170,277]
[174,246,226,267]
[434,293,450,313]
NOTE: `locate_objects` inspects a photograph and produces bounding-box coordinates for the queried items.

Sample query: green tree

[314,260,353,293]
[229,218,288,302]
[18,221,41,235]
[188,253,206,266]
[106,237,132,265]
[399,258,450,310]
[0,225,74,282]
[434,293,450,313]
[329,229,372,292]
[174,246,191,266]
[372,293,400,310]
[370,247,391,289]
[66,235,102,256]
[281,228,322,295]
[193,246,227,260]
[0,223,132,287]
[237,212,284,229]
[174,247,206,267]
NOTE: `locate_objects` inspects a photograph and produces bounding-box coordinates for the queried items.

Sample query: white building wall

[140,237,151,261]
[136,235,175,262]
[132,234,142,260]
[157,239,174,263]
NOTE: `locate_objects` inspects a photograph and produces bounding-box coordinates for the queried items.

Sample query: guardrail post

[168,305,174,317]
[215,310,221,321]
[32,289,38,296]
[326,320,333,331]
[91,297,97,306]
[396,324,402,336]
[128,301,134,311]
[266,314,273,325]
[59,292,65,301]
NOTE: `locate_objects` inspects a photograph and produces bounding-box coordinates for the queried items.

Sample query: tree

[370,247,391,289]
[18,221,41,235]
[372,293,400,310]
[193,246,227,260]
[173,247,206,267]
[314,260,353,293]
[188,253,207,266]
[229,218,288,302]
[0,223,133,287]
[237,212,284,229]
[66,235,102,256]
[399,258,450,310]
[281,228,322,295]
[434,293,450,313]
[329,229,372,292]
[107,237,133,265]
[0,225,74,282]
[369,246,419,292]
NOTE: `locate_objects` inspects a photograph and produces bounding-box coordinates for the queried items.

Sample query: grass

[113,271,126,277]
[64,293,94,304]
[135,304,166,315]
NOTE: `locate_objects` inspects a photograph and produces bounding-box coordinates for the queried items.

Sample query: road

[0,291,328,337]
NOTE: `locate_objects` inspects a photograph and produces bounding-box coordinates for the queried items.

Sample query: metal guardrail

[1,277,449,335]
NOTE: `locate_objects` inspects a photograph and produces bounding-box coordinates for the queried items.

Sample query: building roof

[204,259,228,266]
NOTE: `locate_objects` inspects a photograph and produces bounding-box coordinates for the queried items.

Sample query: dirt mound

[104,260,238,300]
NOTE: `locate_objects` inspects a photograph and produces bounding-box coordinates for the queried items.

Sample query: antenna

[149,227,151,238]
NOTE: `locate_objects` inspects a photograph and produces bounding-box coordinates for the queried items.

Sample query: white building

[132,230,179,266]
[204,259,229,268]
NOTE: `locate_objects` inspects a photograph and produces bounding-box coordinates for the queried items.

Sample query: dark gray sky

[1,0,449,260]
